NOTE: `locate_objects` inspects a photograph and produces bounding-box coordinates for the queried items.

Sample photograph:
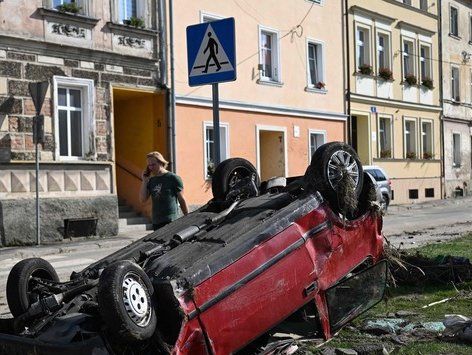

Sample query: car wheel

[98,260,157,342]
[381,194,389,212]
[305,142,364,214]
[212,158,260,200]
[6,258,59,317]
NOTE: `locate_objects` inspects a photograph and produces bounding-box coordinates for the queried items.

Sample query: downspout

[168,0,177,172]
[344,0,352,144]
[158,0,167,86]
[438,0,445,199]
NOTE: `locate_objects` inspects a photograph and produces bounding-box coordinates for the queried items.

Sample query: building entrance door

[257,126,287,181]
[350,114,370,165]
[112,88,167,216]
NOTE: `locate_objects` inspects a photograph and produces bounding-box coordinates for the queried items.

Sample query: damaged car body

[0,142,387,354]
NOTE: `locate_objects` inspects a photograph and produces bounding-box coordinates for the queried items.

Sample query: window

[309,130,326,161]
[114,0,148,26]
[307,41,324,87]
[453,133,461,167]
[409,189,418,199]
[259,28,280,81]
[356,26,370,68]
[53,77,94,160]
[402,39,415,77]
[420,0,428,11]
[420,45,431,82]
[201,12,224,23]
[51,0,87,14]
[425,188,434,198]
[403,0,412,5]
[404,119,417,159]
[204,123,229,178]
[378,116,392,158]
[421,120,433,159]
[452,66,460,101]
[450,6,459,36]
[377,32,390,70]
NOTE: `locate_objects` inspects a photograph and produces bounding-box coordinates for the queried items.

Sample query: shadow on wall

[0,202,5,247]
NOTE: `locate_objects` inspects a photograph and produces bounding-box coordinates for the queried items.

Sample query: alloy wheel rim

[326,150,360,190]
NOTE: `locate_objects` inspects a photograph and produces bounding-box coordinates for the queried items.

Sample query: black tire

[212,158,260,200]
[6,258,59,317]
[98,260,157,343]
[357,172,382,217]
[304,142,364,214]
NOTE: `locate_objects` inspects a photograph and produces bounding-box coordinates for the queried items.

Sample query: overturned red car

[0,142,386,354]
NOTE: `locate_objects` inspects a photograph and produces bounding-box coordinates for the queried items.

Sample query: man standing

[139,151,188,230]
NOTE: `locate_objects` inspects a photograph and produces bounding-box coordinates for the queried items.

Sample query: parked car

[364,165,392,211]
[0,142,386,355]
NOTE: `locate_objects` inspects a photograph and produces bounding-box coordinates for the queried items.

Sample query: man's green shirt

[147,172,183,225]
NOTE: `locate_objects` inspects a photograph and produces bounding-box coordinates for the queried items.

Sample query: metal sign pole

[212,83,221,166]
[28,81,48,246]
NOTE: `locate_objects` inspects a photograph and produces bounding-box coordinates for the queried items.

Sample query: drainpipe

[168,0,177,172]
[344,0,352,144]
[438,0,445,199]
[158,0,167,86]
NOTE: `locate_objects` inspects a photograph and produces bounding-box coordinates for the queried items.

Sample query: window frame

[419,43,432,82]
[308,129,327,163]
[112,0,150,27]
[450,5,459,37]
[200,11,224,23]
[203,121,230,180]
[53,76,95,161]
[420,119,434,160]
[258,25,281,83]
[419,0,428,12]
[452,132,461,167]
[306,38,325,89]
[355,24,372,70]
[402,36,416,79]
[378,115,393,159]
[451,66,460,101]
[403,117,418,159]
[49,0,90,15]
[376,29,392,71]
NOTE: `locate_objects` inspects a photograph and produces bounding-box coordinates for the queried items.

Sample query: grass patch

[304,234,472,354]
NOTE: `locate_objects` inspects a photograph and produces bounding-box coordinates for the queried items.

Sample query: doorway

[112,88,167,215]
[350,114,370,165]
[256,126,287,181]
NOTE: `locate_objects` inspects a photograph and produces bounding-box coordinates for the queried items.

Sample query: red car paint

[172,202,383,354]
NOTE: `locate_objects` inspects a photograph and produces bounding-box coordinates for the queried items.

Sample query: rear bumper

[0,332,109,355]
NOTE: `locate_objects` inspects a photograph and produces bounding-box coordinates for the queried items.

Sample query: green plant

[404,73,418,86]
[358,64,373,76]
[124,16,145,28]
[378,67,393,81]
[315,81,325,89]
[56,2,81,14]
[421,77,434,90]
[406,151,417,159]
[423,151,433,159]
[380,149,391,158]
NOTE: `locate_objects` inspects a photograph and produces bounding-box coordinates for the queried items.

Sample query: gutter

[438,0,445,199]
[344,0,352,144]
[168,0,177,172]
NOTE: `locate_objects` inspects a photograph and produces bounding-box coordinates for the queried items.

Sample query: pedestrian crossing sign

[187,17,236,87]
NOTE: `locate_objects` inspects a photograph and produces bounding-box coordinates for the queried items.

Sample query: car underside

[0,142,387,355]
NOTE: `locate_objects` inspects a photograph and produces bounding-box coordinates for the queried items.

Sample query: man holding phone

[139,151,188,230]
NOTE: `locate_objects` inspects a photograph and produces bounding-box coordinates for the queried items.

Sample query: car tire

[305,142,364,214]
[98,260,157,342]
[212,158,260,200]
[6,258,59,317]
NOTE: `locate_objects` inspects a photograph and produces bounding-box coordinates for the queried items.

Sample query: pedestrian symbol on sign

[189,24,234,78]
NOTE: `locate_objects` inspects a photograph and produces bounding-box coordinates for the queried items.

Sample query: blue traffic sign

[186,17,236,87]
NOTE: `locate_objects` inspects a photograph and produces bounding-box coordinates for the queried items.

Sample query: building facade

[346,0,442,205]
[0,0,166,245]
[440,0,472,198]
[170,0,347,205]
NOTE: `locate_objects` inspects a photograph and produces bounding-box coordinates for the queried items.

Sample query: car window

[374,170,386,181]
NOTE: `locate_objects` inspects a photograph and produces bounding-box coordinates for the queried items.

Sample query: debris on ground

[442,314,472,344]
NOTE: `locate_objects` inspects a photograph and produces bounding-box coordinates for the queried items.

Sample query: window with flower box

[404,118,417,159]
[421,120,433,160]
[307,40,325,89]
[378,116,392,158]
[402,38,416,79]
[356,26,371,71]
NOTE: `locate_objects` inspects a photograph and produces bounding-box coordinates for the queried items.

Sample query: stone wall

[0,49,158,163]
